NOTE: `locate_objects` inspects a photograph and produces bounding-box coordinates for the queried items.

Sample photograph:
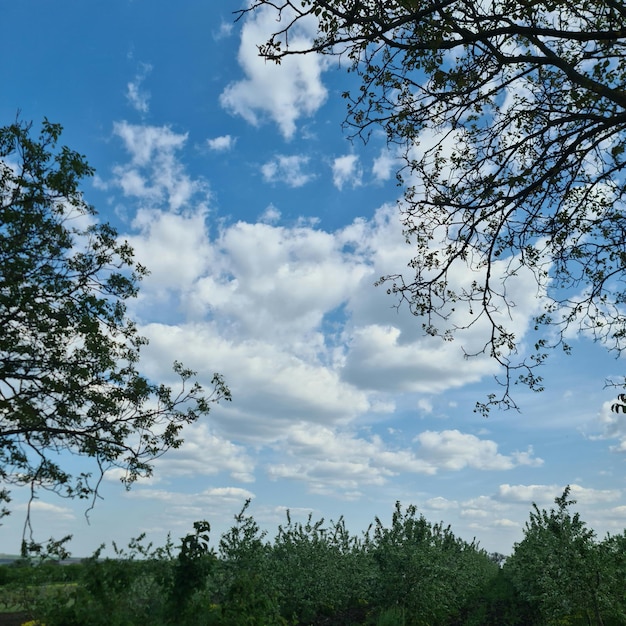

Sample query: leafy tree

[240,0,626,410]
[368,501,496,625]
[168,520,216,622]
[218,501,284,625]
[505,487,613,625]
[0,119,230,544]
[268,511,373,623]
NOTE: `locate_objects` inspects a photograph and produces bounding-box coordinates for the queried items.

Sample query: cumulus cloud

[338,207,546,395]
[125,207,213,305]
[220,5,327,139]
[102,120,551,499]
[497,483,561,504]
[417,398,434,414]
[414,430,543,472]
[127,486,256,534]
[332,154,362,190]
[493,518,518,528]
[261,154,314,187]
[137,323,374,443]
[15,501,75,521]
[207,134,236,151]
[594,398,626,452]
[424,496,458,510]
[497,483,619,506]
[108,127,543,421]
[259,204,281,223]
[372,148,399,182]
[132,486,254,504]
[114,122,187,166]
[111,122,208,211]
[151,423,255,483]
[264,425,542,496]
[341,324,498,393]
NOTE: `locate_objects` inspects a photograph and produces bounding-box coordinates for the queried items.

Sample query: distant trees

[0,119,229,544]
[241,0,626,410]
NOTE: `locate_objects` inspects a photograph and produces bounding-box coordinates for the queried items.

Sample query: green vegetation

[0,119,229,547]
[1,492,624,625]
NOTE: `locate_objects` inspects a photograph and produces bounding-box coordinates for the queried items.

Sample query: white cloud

[114,121,187,166]
[332,154,362,190]
[220,5,327,139]
[213,21,233,40]
[100,121,551,504]
[15,501,75,521]
[341,324,498,393]
[594,399,626,452]
[126,486,256,535]
[372,148,398,182]
[497,483,561,504]
[424,496,458,511]
[569,484,621,504]
[137,323,374,443]
[126,207,213,302]
[493,518,518,528]
[111,122,209,211]
[207,135,235,151]
[131,486,255,506]
[108,128,543,417]
[266,425,430,494]
[151,423,255,483]
[263,425,542,496]
[414,430,543,472]
[126,63,152,114]
[261,154,314,187]
[337,206,546,395]
[495,483,619,506]
[259,204,281,223]
[417,398,434,414]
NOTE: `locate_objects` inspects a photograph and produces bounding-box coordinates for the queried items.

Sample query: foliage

[505,486,626,625]
[0,119,230,541]
[3,498,626,625]
[267,510,373,623]
[42,537,173,625]
[367,501,497,625]
[240,0,626,410]
[217,500,285,625]
[458,567,539,626]
[168,521,216,622]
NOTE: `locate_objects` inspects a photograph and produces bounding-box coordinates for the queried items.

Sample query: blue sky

[1,1,626,557]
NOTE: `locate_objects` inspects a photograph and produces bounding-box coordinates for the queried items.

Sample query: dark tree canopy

[0,120,230,536]
[240,0,626,410]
